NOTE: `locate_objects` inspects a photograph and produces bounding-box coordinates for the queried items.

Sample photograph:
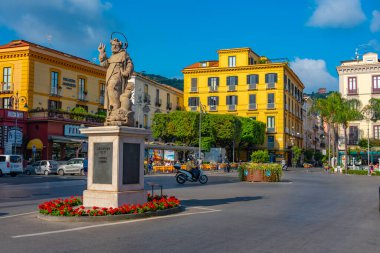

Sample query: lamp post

[198,102,206,160]
[9,91,28,155]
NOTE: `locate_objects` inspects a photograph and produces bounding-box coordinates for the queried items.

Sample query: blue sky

[0,0,378,93]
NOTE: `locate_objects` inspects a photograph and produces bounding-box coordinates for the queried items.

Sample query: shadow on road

[0,212,9,216]
[182,196,263,207]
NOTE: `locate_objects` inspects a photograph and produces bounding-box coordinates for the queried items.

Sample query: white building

[337,52,380,148]
[131,73,184,129]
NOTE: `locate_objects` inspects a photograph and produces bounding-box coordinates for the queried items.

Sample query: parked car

[0,155,23,177]
[57,158,87,176]
[31,160,59,175]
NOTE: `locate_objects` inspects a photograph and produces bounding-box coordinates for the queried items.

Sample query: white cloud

[0,0,114,59]
[370,10,380,33]
[307,0,366,28]
[290,58,338,93]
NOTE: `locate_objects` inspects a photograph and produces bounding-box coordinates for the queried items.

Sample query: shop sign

[64,125,86,137]
[62,77,76,88]
[0,126,3,147]
[7,111,23,118]
[8,127,23,145]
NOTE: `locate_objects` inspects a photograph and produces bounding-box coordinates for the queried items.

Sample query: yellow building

[182,47,305,162]
[0,40,106,113]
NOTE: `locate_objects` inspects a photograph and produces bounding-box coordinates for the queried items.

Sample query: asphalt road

[0,169,379,253]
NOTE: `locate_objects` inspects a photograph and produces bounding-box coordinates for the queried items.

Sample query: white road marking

[0,211,37,219]
[185,206,222,212]
[12,208,221,239]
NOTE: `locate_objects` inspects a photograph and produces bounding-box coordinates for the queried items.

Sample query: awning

[49,135,87,144]
[27,138,43,150]
[145,143,199,152]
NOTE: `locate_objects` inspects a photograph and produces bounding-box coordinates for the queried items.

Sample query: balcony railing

[266,83,276,89]
[267,127,275,133]
[209,105,217,111]
[228,85,237,91]
[190,87,198,92]
[267,103,275,109]
[0,82,13,94]
[347,88,358,95]
[209,86,218,92]
[155,98,162,107]
[143,93,151,104]
[248,103,257,110]
[78,93,87,101]
[28,109,104,124]
[228,104,236,111]
[248,83,257,90]
[99,95,105,105]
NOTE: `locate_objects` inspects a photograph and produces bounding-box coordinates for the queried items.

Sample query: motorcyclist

[186,155,200,180]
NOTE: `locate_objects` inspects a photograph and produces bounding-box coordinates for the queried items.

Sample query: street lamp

[9,91,28,155]
[198,102,206,161]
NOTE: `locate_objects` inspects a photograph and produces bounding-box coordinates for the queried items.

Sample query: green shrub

[250,150,269,163]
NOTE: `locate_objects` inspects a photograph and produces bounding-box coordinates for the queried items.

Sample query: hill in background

[140,72,184,91]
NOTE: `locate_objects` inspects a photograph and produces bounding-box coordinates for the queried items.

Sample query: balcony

[0,82,13,94]
[50,86,62,97]
[209,86,218,92]
[166,102,172,110]
[266,83,276,89]
[190,87,198,93]
[228,85,237,91]
[28,109,104,125]
[347,88,358,95]
[78,92,87,102]
[248,83,257,90]
[155,98,162,107]
[248,103,257,110]
[267,127,275,133]
[209,105,218,111]
[228,104,236,111]
[267,103,275,109]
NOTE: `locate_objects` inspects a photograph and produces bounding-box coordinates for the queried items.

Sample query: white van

[0,155,23,177]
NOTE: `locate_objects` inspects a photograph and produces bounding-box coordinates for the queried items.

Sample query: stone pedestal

[80,126,151,208]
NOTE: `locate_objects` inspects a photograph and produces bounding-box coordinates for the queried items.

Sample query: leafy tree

[250,150,269,163]
[167,111,199,146]
[237,117,265,159]
[152,113,172,142]
[303,149,314,162]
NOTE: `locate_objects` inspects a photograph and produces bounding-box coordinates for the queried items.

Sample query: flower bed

[38,194,180,217]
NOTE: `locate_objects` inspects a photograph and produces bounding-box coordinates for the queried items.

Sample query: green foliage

[152,113,172,142]
[314,150,323,161]
[250,150,270,163]
[358,138,380,148]
[343,170,380,176]
[303,149,314,162]
[140,72,183,91]
[291,146,302,166]
[239,117,265,147]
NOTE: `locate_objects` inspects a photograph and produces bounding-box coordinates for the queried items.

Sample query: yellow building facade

[0,40,106,113]
[182,48,305,162]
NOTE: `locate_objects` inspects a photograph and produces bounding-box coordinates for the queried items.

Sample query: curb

[37,206,184,222]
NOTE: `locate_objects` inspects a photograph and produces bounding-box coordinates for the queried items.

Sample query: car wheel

[44,170,49,176]
[0,170,3,177]
[58,170,64,176]
[80,169,84,176]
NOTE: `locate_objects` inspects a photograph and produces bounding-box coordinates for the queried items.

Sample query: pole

[368,122,370,175]
[328,124,331,167]
[199,103,202,160]
[13,92,18,155]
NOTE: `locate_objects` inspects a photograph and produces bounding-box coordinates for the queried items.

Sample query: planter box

[246,169,264,182]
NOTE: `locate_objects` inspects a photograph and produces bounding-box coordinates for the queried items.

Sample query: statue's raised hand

[98,43,105,53]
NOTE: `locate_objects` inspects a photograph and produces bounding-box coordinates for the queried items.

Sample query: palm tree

[334,95,362,171]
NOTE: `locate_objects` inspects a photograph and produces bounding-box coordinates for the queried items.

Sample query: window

[348,126,358,145]
[227,76,238,86]
[226,95,238,111]
[228,56,236,67]
[51,71,59,95]
[208,77,219,91]
[267,93,275,109]
[2,97,10,109]
[265,73,278,84]
[2,67,12,90]
[155,89,161,106]
[267,136,275,149]
[374,126,380,140]
[373,75,380,93]
[249,94,256,110]
[188,97,199,106]
[208,96,219,111]
[348,77,357,94]
[248,57,254,65]
[267,116,275,132]
[191,78,198,92]
[99,83,105,105]
[48,100,62,110]
[247,74,258,89]
[78,78,86,100]
[166,93,171,110]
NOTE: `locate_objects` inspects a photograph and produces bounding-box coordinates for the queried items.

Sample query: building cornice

[182,63,286,75]
[336,63,380,74]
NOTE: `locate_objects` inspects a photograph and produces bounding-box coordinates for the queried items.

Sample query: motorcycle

[174,163,208,184]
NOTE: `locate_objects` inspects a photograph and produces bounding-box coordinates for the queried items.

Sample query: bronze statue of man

[98,38,134,112]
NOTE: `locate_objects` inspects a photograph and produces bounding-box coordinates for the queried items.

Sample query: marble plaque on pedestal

[123,143,140,184]
[93,142,113,184]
